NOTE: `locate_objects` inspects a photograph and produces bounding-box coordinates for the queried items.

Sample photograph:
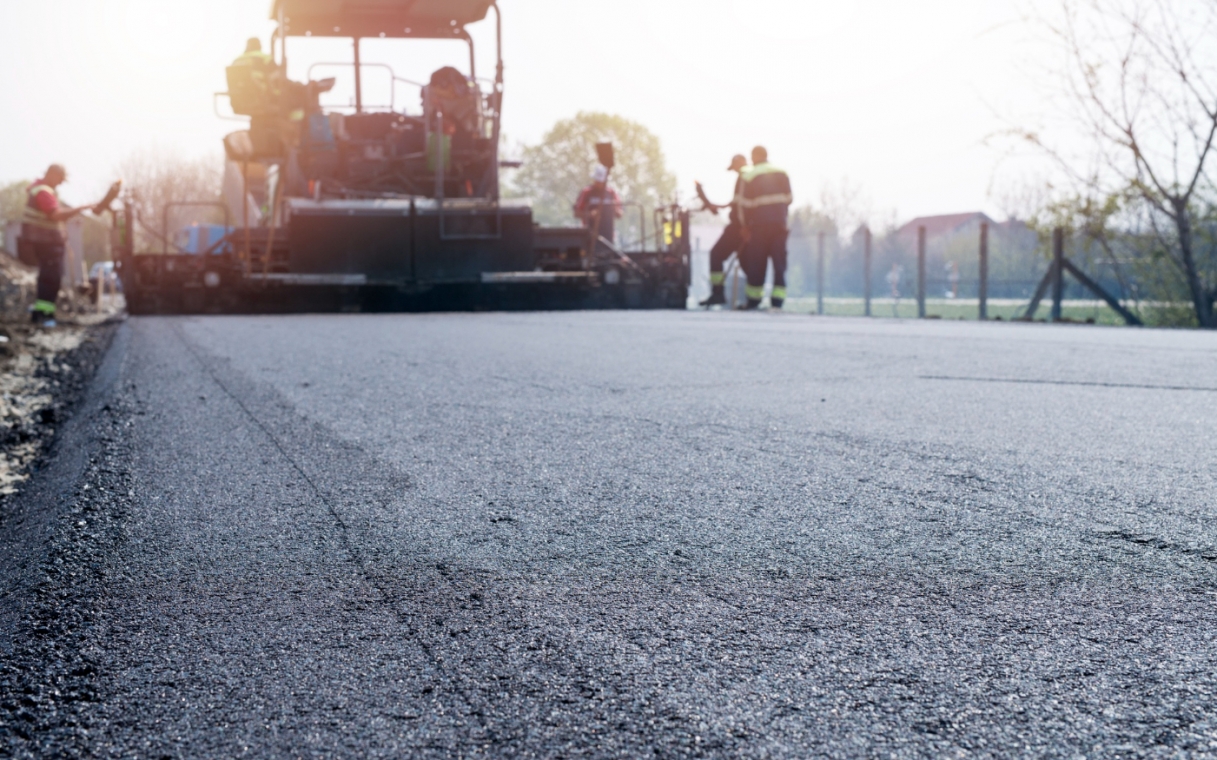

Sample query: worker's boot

[769,287,786,311]
[699,285,726,308]
[739,298,762,311]
[30,300,56,325]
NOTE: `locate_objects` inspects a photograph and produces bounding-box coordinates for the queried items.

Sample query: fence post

[979,222,989,320]
[1051,227,1064,322]
[863,226,872,317]
[917,225,926,318]
[817,231,825,315]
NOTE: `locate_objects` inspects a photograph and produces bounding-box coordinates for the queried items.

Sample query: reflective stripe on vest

[740,162,787,182]
[740,193,794,209]
[740,163,791,226]
[23,184,59,231]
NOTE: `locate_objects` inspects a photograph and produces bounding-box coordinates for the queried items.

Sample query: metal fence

[690,223,1142,325]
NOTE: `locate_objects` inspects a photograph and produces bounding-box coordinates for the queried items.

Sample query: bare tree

[817,178,873,241]
[1023,0,1217,326]
[117,147,224,253]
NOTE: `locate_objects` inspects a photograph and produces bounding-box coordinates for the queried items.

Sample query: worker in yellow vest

[739,146,793,310]
[228,38,279,114]
[22,165,88,326]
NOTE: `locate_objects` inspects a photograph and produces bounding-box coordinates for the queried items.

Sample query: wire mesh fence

[688,224,1144,326]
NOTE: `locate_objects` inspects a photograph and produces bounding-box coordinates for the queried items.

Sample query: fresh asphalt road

[12,312,1217,757]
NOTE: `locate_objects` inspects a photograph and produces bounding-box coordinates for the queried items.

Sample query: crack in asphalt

[921,374,1217,392]
[169,321,497,749]
[1095,528,1217,562]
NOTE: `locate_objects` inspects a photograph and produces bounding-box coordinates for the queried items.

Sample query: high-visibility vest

[235,51,274,83]
[740,163,792,227]
[23,183,60,233]
[233,50,274,67]
[230,50,279,100]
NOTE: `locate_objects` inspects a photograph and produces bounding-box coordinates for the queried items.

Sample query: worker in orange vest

[22,165,88,326]
[574,165,623,246]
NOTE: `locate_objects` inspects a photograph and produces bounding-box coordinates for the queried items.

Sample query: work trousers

[709,223,743,286]
[34,241,65,312]
[742,223,788,305]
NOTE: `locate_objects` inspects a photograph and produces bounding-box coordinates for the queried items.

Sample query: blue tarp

[173,224,233,255]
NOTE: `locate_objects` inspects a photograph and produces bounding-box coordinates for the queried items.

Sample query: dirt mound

[0,322,103,496]
[0,252,35,323]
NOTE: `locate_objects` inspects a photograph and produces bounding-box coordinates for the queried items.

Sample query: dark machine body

[117,0,689,314]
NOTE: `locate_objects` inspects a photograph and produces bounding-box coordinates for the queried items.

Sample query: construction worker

[574,165,623,245]
[229,38,278,114]
[739,146,792,310]
[233,37,273,72]
[22,165,88,326]
[695,154,749,307]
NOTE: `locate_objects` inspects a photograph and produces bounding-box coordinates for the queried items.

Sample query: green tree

[0,180,28,225]
[0,180,28,258]
[1030,189,1204,326]
[1023,0,1217,327]
[507,112,676,249]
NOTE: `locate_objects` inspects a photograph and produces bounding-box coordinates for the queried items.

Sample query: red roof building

[895,212,996,239]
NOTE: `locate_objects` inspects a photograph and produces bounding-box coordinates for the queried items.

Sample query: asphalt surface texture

[2,311,1217,758]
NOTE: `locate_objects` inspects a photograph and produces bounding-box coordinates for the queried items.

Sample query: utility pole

[1051,227,1064,322]
[817,231,825,315]
[917,226,926,318]
[979,222,989,320]
[863,226,872,317]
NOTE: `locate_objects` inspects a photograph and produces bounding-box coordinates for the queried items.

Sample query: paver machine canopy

[227,0,505,202]
[271,0,496,38]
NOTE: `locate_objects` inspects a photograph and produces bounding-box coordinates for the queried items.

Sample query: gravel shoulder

[0,320,118,629]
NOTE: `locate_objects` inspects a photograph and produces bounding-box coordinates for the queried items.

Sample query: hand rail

[305,61,428,113]
[213,92,249,122]
[615,201,649,252]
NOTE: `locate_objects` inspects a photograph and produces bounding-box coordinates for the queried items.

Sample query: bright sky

[0,1,1050,222]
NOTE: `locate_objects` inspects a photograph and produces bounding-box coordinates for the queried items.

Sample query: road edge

[0,321,131,756]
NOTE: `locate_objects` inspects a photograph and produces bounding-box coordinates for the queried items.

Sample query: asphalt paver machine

[117,0,690,313]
